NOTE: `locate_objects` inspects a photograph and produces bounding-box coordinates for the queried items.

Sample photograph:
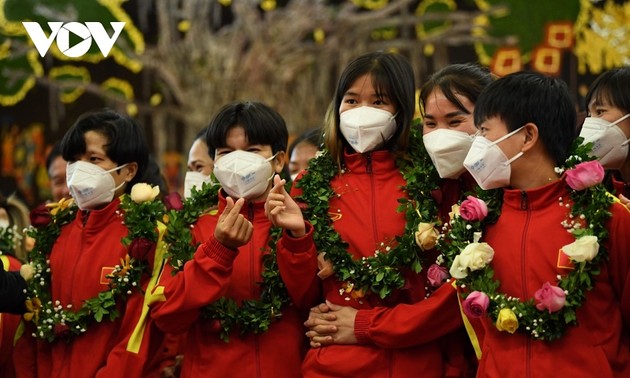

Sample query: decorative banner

[544,21,573,49]
[532,45,562,76]
[490,46,522,77]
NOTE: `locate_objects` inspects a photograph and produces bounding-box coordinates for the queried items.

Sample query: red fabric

[278,150,457,377]
[24,198,171,378]
[151,192,305,378]
[474,178,630,377]
[0,255,22,378]
[611,173,629,199]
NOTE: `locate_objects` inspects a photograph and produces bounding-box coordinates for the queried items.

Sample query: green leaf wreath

[161,181,291,342]
[23,186,162,342]
[437,139,613,341]
[295,122,441,299]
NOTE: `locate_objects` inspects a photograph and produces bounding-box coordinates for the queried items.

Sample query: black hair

[60,109,150,192]
[324,51,416,167]
[205,101,288,158]
[474,71,577,167]
[420,63,493,115]
[45,141,63,171]
[584,66,630,115]
[288,127,322,159]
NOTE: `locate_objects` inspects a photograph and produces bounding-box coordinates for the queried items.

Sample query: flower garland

[295,122,442,299]
[161,181,292,342]
[438,140,613,341]
[23,185,163,342]
[0,224,21,255]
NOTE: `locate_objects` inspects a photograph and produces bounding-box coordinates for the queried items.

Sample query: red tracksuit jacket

[151,192,305,378]
[472,178,630,377]
[1,255,22,378]
[278,149,464,377]
[14,198,175,378]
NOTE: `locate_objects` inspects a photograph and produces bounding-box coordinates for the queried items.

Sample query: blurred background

[0,0,626,206]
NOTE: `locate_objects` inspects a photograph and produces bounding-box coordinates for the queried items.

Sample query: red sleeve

[277,222,322,309]
[150,237,237,334]
[353,282,462,348]
[607,202,630,328]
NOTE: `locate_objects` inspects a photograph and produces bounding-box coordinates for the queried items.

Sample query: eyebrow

[424,110,470,119]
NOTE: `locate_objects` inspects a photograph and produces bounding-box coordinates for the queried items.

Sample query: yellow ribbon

[452,280,482,360]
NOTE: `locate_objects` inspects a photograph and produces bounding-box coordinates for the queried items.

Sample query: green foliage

[295,124,441,299]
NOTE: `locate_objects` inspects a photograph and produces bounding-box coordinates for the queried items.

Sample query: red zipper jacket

[18,198,173,378]
[473,178,630,377]
[0,255,22,378]
[151,191,305,378]
[278,149,458,377]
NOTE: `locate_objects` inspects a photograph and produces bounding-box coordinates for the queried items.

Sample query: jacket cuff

[200,237,238,267]
[354,309,373,344]
[280,222,314,253]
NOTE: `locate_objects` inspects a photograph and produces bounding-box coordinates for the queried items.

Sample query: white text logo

[22,22,125,58]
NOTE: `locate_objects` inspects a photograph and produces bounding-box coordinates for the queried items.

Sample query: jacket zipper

[367,154,379,252]
[520,191,532,378]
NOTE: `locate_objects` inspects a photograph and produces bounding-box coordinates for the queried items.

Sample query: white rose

[449,254,468,279]
[130,183,160,203]
[458,242,494,272]
[561,235,599,262]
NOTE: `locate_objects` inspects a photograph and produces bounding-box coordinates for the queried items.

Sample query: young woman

[151,101,304,377]
[578,66,630,205]
[265,51,467,377]
[15,109,175,377]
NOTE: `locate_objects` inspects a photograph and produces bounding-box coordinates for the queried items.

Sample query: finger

[223,198,245,227]
[311,335,334,346]
[219,196,235,222]
[318,302,331,312]
[326,299,343,311]
[269,174,287,195]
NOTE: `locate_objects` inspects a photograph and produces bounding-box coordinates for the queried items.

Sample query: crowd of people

[0,50,629,378]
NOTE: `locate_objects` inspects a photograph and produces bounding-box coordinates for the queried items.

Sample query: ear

[520,123,539,153]
[272,151,286,174]
[123,162,139,183]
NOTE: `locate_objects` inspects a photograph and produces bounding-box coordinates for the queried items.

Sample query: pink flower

[427,264,449,287]
[462,291,489,318]
[459,196,488,222]
[565,160,604,191]
[163,192,184,211]
[535,282,566,313]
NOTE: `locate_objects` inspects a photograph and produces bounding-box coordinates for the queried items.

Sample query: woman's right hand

[265,175,306,237]
[214,197,253,249]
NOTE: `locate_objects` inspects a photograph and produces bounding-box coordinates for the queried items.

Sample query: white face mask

[579,114,630,169]
[66,161,128,210]
[339,106,397,153]
[423,129,474,179]
[463,127,524,190]
[213,150,276,200]
[183,171,213,199]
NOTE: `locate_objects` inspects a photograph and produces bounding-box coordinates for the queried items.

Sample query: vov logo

[22,22,125,58]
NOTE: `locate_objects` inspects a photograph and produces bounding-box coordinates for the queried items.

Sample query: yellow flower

[45,198,75,216]
[414,222,439,251]
[24,297,42,323]
[449,204,460,221]
[20,264,35,282]
[130,183,160,203]
[496,308,519,334]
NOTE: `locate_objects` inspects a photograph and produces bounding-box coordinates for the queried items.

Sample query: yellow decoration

[178,20,191,33]
[127,103,138,117]
[352,0,389,10]
[49,66,91,103]
[101,77,134,101]
[424,43,435,56]
[218,0,232,6]
[531,46,561,76]
[416,0,457,40]
[261,0,276,11]
[574,0,630,75]
[150,93,162,106]
[313,28,325,44]
[0,50,42,106]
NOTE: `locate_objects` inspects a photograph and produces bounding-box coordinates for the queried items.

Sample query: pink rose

[163,192,184,211]
[459,196,488,222]
[462,291,489,318]
[128,237,156,261]
[565,160,604,191]
[427,264,449,287]
[534,282,566,313]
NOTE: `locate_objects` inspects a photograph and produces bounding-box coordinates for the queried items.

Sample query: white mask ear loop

[610,113,630,127]
[489,126,525,147]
